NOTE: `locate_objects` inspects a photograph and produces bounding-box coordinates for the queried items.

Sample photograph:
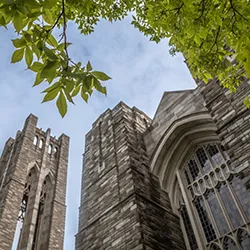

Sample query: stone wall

[76,102,185,250]
[144,89,207,158]
[197,79,250,184]
[0,114,69,250]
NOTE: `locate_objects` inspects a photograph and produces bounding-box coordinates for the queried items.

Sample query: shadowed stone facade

[75,103,185,250]
[0,114,69,250]
[76,79,250,249]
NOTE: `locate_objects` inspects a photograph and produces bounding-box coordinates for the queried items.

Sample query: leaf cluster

[131,0,250,92]
[0,0,111,117]
[1,0,250,116]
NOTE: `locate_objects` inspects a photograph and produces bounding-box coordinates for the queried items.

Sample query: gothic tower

[75,102,185,250]
[0,114,69,250]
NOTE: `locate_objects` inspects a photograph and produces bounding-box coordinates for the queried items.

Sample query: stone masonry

[75,102,185,250]
[197,78,250,197]
[0,114,69,250]
[76,76,250,249]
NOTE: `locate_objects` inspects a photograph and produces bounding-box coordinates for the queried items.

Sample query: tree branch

[208,26,220,54]
[62,0,69,69]
[229,0,248,21]
[160,3,184,16]
[194,0,206,21]
[47,11,64,34]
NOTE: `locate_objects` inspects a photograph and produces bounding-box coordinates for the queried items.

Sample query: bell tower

[0,114,69,250]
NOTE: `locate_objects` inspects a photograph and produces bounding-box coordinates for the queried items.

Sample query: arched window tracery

[174,143,250,250]
[237,229,250,250]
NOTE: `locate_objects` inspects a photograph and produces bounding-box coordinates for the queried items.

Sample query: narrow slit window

[33,136,38,146]
[48,144,52,154]
[39,139,44,149]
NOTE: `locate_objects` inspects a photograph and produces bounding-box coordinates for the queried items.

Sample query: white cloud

[0,16,195,250]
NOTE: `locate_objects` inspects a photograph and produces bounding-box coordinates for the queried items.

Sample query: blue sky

[0,17,195,249]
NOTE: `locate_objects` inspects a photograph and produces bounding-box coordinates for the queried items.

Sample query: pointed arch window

[48,144,52,154]
[173,143,250,250]
[33,136,38,146]
[32,175,52,250]
[12,169,36,250]
[39,139,43,149]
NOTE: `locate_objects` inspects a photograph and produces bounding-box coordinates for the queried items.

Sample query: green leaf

[64,88,75,104]
[81,87,89,102]
[56,91,67,117]
[57,42,71,51]
[12,38,26,48]
[11,48,25,63]
[26,0,41,9]
[92,71,111,81]
[37,40,45,51]
[194,35,201,46]
[40,60,59,79]
[43,10,54,25]
[43,81,61,93]
[64,79,75,93]
[43,0,58,9]
[244,59,250,77]
[244,96,250,109]
[71,85,80,97]
[32,44,41,59]
[17,6,29,16]
[24,34,32,43]
[33,72,44,86]
[44,47,58,61]
[86,61,92,72]
[0,15,6,26]
[42,88,59,102]
[93,78,107,95]
[47,33,58,48]
[25,47,33,67]
[29,62,43,72]
[13,12,24,32]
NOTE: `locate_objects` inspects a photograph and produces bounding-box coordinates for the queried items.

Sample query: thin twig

[208,26,221,54]
[229,0,248,21]
[161,3,184,16]
[69,59,80,69]
[47,11,64,33]
[194,0,206,21]
[62,0,69,69]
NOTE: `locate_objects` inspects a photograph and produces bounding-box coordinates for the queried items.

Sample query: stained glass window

[194,197,216,242]
[180,205,198,250]
[207,190,229,235]
[238,230,250,250]
[176,144,250,250]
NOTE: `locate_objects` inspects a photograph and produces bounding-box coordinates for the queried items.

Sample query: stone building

[76,78,250,250]
[0,114,69,250]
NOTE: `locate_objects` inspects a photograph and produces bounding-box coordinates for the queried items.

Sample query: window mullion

[177,170,206,250]
[179,214,192,250]
[226,179,248,225]
[193,153,204,178]
[203,194,220,238]
[215,189,234,232]
[185,168,193,185]
[204,146,216,169]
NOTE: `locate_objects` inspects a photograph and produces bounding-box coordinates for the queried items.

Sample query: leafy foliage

[0,0,250,116]
[133,0,250,93]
